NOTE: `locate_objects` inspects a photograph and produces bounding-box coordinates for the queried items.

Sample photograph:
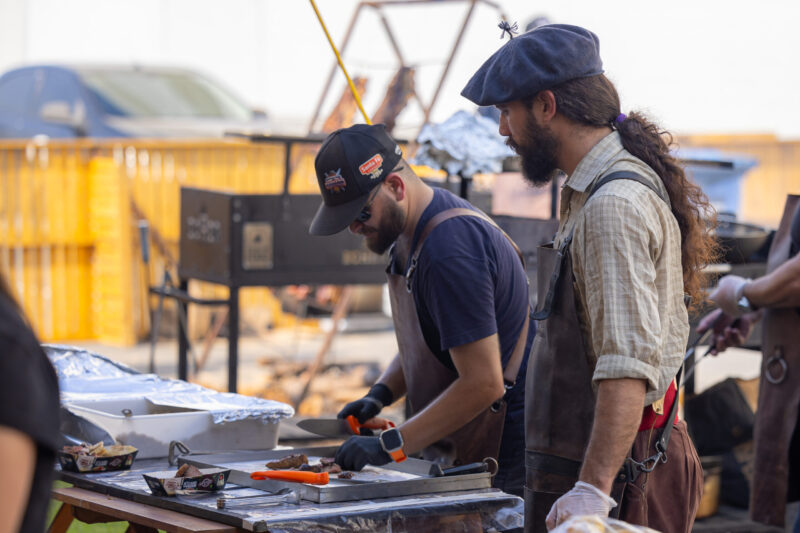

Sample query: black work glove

[335,435,391,471]
[337,383,394,424]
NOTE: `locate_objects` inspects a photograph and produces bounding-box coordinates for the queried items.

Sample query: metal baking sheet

[181,446,492,503]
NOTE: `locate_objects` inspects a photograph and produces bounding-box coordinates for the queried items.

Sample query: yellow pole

[308,0,371,125]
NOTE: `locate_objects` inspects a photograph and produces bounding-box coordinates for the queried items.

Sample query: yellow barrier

[3,134,797,345]
[0,138,321,345]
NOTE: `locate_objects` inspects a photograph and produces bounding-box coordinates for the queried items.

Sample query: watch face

[380,428,402,450]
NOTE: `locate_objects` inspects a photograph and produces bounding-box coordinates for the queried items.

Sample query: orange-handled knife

[345,415,395,435]
[250,470,329,485]
[297,416,395,438]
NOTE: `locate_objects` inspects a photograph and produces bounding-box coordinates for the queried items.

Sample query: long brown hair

[549,74,718,309]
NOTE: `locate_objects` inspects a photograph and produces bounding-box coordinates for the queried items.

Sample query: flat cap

[461,24,603,106]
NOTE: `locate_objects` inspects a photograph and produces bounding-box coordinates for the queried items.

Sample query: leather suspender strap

[410,207,525,267]
[406,207,529,388]
[588,170,669,205]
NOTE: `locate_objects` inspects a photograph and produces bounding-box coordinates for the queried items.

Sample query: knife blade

[296,415,395,438]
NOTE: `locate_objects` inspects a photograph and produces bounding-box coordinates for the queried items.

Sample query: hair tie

[615,113,627,124]
[498,21,519,40]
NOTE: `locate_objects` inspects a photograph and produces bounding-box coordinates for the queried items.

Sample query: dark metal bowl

[713,218,771,264]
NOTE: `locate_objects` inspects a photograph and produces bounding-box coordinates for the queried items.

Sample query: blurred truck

[0,64,269,139]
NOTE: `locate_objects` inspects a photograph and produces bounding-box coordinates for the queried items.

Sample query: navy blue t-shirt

[391,188,534,413]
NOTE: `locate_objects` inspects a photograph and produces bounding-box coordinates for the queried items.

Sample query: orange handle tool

[346,415,395,435]
[250,470,329,485]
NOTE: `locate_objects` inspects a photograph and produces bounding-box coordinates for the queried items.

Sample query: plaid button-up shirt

[555,131,688,407]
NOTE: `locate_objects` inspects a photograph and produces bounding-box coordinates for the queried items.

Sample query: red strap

[639,381,678,432]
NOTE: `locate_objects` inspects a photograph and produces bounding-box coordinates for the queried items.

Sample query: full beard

[366,200,405,255]
[506,116,561,187]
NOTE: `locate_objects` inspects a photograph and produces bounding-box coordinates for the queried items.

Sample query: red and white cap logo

[359,154,384,180]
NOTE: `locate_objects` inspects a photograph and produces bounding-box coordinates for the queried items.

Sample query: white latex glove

[709,275,749,317]
[545,481,618,531]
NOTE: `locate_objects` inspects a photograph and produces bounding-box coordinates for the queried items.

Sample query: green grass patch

[48,481,148,533]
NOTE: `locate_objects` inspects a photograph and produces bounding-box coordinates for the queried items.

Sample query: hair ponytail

[550,75,719,309]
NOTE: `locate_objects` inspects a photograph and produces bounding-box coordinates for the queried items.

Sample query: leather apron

[524,172,703,533]
[386,208,528,470]
[750,194,800,527]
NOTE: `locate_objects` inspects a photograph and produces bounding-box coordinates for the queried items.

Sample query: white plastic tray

[65,397,279,459]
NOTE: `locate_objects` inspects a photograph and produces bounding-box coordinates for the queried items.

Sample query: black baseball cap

[309,123,403,236]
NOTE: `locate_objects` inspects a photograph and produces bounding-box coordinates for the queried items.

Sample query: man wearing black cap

[309,123,534,497]
[463,24,711,532]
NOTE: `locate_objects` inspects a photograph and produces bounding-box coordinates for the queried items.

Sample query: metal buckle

[631,451,665,474]
[655,439,669,464]
[405,258,417,293]
[490,399,504,413]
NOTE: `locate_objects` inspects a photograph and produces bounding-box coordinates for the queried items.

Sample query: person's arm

[399,334,505,455]
[334,334,505,471]
[578,378,646,493]
[375,352,407,401]
[744,253,800,309]
[545,378,644,529]
[0,426,36,533]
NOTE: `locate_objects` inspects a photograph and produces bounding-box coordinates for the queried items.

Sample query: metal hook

[405,258,417,293]
[168,440,191,466]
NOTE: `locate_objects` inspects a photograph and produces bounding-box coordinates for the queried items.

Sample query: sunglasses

[355,184,381,224]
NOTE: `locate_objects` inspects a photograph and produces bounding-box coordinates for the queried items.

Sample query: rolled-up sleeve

[573,193,663,393]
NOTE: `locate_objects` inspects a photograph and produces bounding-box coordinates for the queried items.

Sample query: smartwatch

[378,427,407,463]
[737,295,753,313]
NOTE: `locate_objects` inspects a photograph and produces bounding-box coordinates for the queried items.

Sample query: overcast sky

[1,0,799,139]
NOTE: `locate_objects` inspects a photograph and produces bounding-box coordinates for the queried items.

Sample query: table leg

[48,503,75,533]
[228,287,239,393]
[178,277,190,380]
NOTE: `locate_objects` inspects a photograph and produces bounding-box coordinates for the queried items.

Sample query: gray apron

[386,207,529,469]
[524,172,703,533]
[751,194,800,526]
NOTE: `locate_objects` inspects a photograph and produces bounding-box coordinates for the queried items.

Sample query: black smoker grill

[171,186,388,392]
[178,188,388,287]
[154,136,390,392]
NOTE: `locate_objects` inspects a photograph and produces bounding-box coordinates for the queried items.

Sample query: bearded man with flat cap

[308,123,535,496]
[463,24,711,532]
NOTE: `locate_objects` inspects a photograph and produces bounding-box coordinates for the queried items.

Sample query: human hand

[696,308,755,355]
[337,383,393,424]
[334,436,391,471]
[545,481,617,530]
[709,275,749,317]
